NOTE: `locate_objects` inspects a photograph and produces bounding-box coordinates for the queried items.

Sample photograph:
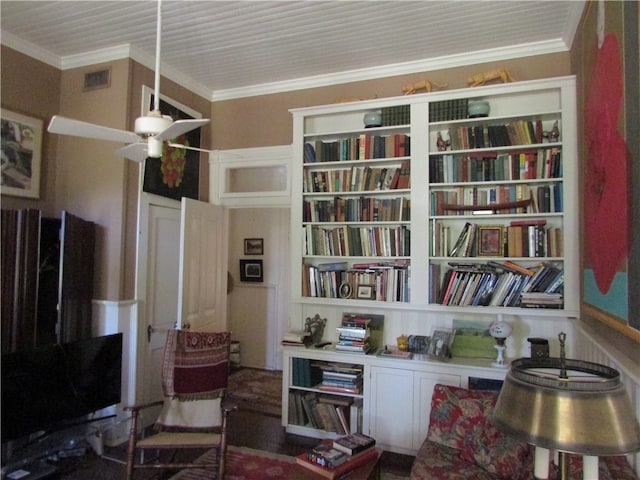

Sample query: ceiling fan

[47,0,209,162]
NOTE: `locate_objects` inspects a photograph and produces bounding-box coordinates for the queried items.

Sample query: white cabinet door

[369,366,415,452]
[413,371,460,449]
[370,366,460,454]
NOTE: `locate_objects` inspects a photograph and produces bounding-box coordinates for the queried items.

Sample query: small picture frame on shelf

[239,259,263,282]
[244,238,263,255]
[428,329,455,359]
[339,282,352,299]
[356,284,374,300]
[477,225,504,257]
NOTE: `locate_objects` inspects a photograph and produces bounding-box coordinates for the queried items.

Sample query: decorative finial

[558,332,567,379]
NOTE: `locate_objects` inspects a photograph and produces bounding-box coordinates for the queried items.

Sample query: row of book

[430,261,564,308]
[291,357,323,387]
[296,434,377,479]
[304,134,410,163]
[438,119,557,151]
[303,162,410,193]
[429,98,469,122]
[303,224,410,257]
[429,148,562,184]
[381,105,411,126]
[301,262,410,302]
[430,183,562,216]
[288,390,362,435]
[433,220,563,259]
[303,197,410,223]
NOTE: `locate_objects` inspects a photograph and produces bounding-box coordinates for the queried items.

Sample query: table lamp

[489,319,512,367]
[492,332,640,480]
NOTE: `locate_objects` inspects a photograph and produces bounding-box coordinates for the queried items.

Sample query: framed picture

[141,86,202,201]
[477,225,504,256]
[244,238,264,255]
[356,284,374,300]
[339,282,352,299]
[1,109,43,198]
[582,4,640,340]
[240,259,263,282]
[428,328,455,359]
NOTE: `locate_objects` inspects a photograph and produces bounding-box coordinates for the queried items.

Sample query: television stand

[4,459,57,480]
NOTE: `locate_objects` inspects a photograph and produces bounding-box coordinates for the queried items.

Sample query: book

[332,432,376,456]
[306,443,347,469]
[295,446,379,479]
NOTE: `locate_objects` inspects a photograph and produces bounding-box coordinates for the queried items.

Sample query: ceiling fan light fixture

[147,137,164,158]
[135,114,173,136]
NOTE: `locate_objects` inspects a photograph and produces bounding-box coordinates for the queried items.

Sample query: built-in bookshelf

[285,354,365,439]
[427,80,577,313]
[290,76,578,316]
[296,104,413,304]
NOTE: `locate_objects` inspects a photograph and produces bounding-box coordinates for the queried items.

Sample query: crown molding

[210,38,569,101]
[3,31,569,103]
[1,32,61,68]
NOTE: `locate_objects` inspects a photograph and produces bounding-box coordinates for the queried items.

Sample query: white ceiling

[1,1,585,101]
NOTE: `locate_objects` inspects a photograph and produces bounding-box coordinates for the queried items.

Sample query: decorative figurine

[467,67,515,87]
[402,79,448,95]
[305,314,327,345]
[542,120,560,142]
[489,319,512,367]
[436,131,451,151]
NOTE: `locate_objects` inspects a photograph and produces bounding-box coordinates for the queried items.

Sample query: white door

[178,198,228,332]
[136,193,227,409]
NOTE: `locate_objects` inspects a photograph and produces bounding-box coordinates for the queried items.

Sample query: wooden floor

[32,409,414,479]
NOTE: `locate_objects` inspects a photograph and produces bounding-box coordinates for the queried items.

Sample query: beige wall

[1,46,61,216]
[211,52,570,149]
[55,59,131,299]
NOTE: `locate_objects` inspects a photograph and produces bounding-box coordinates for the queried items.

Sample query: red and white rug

[226,368,282,417]
[170,445,407,480]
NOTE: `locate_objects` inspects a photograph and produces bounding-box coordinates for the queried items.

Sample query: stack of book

[336,326,370,353]
[296,434,378,479]
[318,363,363,395]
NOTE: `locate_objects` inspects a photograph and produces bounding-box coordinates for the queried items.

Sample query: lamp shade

[492,357,640,456]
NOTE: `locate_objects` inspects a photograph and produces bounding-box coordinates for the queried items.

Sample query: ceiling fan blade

[167,143,212,153]
[115,143,149,162]
[154,119,210,142]
[48,115,140,144]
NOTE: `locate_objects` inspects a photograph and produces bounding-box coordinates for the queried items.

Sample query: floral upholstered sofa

[410,384,638,480]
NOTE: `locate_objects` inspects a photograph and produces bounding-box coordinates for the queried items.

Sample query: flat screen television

[1,333,123,443]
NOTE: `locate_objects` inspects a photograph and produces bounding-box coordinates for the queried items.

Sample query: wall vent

[83,68,111,91]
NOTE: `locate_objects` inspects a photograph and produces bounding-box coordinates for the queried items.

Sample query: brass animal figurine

[335,95,378,103]
[402,80,448,95]
[467,68,515,87]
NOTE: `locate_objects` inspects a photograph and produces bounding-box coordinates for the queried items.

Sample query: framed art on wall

[141,86,202,201]
[1,109,43,198]
[240,259,263,282]
[244,238,264,255]
[582,3,639,340]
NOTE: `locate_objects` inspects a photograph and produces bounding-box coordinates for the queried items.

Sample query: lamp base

[492,344,507,367]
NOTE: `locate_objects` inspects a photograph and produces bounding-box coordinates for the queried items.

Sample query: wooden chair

[124,330,235,479]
